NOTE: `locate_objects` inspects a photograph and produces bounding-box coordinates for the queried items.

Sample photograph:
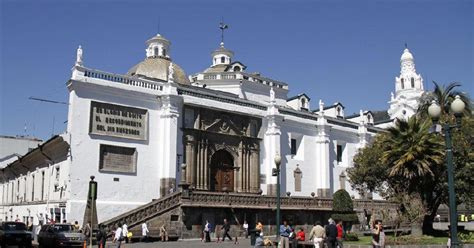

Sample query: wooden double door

[210,150,234,192]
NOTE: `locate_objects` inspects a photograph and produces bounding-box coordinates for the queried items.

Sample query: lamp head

[274,154,281,167]
[428,100,441,123]
[451,95,465,115]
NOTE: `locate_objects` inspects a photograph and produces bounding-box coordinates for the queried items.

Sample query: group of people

[111,222,168,247]
[202,218,233,243]
[272,218,385,248]
[306,219,345,248]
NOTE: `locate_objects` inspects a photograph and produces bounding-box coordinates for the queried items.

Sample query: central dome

[127,34,190,84]
[127,57,190,84]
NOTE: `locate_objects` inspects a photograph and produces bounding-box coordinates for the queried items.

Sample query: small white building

[0,33,423,227]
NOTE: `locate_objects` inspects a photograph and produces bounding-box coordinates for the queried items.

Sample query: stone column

[158,92,180,197]
[264,100,281,196]
[315,114,331,197]
[250,144,260,193]
[185,135,195,185]
[196,139,202,189]
[237,142,243,192]
[203,139,208,190]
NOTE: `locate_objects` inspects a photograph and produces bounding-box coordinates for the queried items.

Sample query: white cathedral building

[0,33,423,227]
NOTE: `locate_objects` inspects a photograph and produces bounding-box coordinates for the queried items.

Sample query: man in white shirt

[122,224,129,243]
[243,221,249,239]
[141,222,149,242]
[113,224,123,248]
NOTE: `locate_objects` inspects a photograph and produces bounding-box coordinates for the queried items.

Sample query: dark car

[37,224,86,248]
[0,221,33,248]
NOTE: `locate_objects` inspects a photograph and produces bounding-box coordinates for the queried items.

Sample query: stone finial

[319,99,324,113]
[391,92,395,101]
[75,45,83,66]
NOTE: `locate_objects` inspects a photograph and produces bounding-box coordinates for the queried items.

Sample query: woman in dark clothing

[96,224,108,248]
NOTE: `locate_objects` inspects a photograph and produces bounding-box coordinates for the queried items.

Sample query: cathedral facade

[0,33,422,228]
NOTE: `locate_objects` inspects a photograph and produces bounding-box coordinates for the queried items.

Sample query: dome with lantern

[127,34,190,84]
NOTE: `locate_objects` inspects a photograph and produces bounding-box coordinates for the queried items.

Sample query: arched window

[301,98,306,108]
[367,114,372,123]
[221,56,225,63]
[411,77,415,88]
[337,107,341,116]
[154,47,159,57]
[234,66,241,72]
[162,48,167,57]
[401,81,405,89]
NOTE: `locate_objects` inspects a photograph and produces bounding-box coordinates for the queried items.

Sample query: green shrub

[332,189,353,212]
[459,232,474,243]
[331,189,359,224]
[344,233,359,241]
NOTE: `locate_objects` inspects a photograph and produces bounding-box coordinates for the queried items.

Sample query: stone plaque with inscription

[90,101,148,140]
[99,144,137,173]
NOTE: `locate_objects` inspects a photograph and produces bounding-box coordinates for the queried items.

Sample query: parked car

[0,221,33,248]
[37,224,86,248]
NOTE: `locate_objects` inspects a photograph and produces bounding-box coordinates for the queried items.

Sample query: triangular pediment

[205,115,243,136]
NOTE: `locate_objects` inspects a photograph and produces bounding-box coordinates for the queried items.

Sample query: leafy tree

[348,135,390,197]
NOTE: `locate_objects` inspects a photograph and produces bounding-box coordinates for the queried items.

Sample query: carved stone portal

[183,106,261,193]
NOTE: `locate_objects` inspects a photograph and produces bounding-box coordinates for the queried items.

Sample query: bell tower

[388,46,424,120]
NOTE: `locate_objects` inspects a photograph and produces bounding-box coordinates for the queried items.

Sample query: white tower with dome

[387,47,424,120]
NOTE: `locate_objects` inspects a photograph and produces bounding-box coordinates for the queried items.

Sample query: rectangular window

[336,145,343,163]
[31,175,35,201]
[55,167,60,181]
[99,144,137,173]
[290,139,297,155]
[41,171,45,201]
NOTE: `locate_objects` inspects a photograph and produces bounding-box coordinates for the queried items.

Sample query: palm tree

[418,81,471,119]
[382,117,444,181]
[382,116,444,236]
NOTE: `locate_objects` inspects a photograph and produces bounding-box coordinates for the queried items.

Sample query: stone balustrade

[82,68,164,91]
[181,191,396,211]
[198,72,288,89]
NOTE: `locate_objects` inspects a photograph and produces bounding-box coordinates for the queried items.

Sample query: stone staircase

[100,191,182,233]
[99,190,399,239]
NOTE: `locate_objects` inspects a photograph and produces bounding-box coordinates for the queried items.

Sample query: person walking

[122,223,129,243]
[160,224,169,242]
[96,224,107,248]
[204,220,212,242]
[371,220,385,248]
[221,218,232,241]
[141,222,149,242]
[243,220,249,239]
[326,219,338,248]
[336,220,344,248]
[279,220,291,248]
[309,221,326,248]
[83,221,92,245]
[113,224,123,248]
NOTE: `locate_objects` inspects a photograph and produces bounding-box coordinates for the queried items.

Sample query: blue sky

[1,0,472,140]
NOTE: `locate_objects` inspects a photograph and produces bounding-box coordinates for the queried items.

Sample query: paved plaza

[104,240,253,248]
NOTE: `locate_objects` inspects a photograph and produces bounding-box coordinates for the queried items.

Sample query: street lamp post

[428,95,466,248]
[272,154,282,240]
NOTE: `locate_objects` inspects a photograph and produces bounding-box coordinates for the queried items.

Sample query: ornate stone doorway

[210,150,234,192]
